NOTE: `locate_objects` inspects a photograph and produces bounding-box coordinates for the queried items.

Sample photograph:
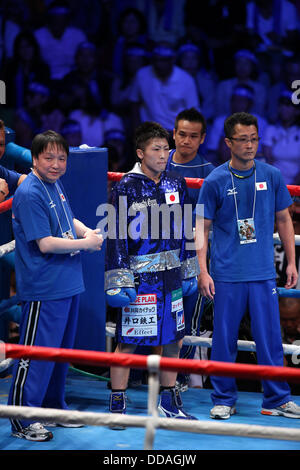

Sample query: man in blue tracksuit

[8,130,103,441]
[196,112,300,419]
[166,108,214,390]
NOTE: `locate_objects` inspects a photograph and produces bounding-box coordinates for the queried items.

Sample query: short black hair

[174,107,207,134]
[31,130,69,159]
[135,121,169,151]
[224,112,258,139]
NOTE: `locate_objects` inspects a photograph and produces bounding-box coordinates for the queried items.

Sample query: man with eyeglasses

[195,111,300,420]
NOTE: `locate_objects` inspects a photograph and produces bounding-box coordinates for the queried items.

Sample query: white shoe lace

[283,401,300,412]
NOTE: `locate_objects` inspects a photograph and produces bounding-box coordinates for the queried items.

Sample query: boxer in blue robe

[105,122,199,426]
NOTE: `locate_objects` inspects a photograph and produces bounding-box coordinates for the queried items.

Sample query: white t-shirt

[69,110,124,147]
[34,26,87,80]
[262,124,300,184]
[215,78,267,117]
[246,0,298,45]
[129,65,200,130]
[206,113,268,155]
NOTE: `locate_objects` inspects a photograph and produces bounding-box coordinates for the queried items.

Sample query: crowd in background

[0,0,300,184]
[1,0,300,388]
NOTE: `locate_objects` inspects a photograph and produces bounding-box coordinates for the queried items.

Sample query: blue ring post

[61,146,108,352]
[278,287,300,298]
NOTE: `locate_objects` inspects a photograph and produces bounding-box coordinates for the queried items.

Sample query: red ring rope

[108,172,300,195]
[4,343,300,383]
[0,197,13,214]
[0,173,299,214]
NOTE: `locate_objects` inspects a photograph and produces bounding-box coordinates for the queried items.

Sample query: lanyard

[33,171,73,237]
[229,165,257,222]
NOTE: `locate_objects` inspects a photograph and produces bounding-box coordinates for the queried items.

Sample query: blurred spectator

[129,42,199,134]
[206,84,268,165]
[97,6,148,79]
[62,41,111,109]
[291,0,300,20]
[34,0,87,80]
[104,128,128,170]
[262,90,300,185]
[65,0,103,39]
[68,82,124,147]
[41,106,66,135]
[275,196,300,290]
[266,55,300,123]
[279,296,300,395]
[257,50,285,90]
[104,128,126,157]
[0,0,31,64]
[110,44,148,115]
[110,43,147,158]
[215,49,267,117]
[60,119,82,147]
[280,297,300,345]
[106,144,122,196]
[245,0,300,54]
[184,0,248,80]
[112,7,148,76]
[138,0,186,46]
[14,82,51,148]
[0,12,19,65]
[3,31,50,109]
[177,42,216,122]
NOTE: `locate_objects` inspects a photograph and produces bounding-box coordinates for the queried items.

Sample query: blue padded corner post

[1,127,32,170]
[4,142,32,168]
[61,146,108,352]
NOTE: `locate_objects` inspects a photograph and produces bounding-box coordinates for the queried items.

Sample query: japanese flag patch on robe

[165,191,179,204]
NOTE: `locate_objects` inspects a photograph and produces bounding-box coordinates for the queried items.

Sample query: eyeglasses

[230,137,260,145]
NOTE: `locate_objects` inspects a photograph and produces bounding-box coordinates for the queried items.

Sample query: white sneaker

[210,405,236,420]
[12,422,53,441]
[261,401,300,419]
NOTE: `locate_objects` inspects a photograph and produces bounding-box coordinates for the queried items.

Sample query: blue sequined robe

[105,163,199,346]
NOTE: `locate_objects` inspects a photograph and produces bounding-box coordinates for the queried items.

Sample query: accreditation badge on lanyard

[237,218,256,244]
[34,173,80,256]
[229,164,257,245]
[62,230,80,256]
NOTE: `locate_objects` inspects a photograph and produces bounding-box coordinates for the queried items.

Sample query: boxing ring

[0,171,300,452]
[1,343,300,451]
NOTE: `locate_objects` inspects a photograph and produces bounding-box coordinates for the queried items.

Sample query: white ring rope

[0,240,15,258]
[182,336,300,356]
[0,233,299,260]
[106,326,300,356]
[1,400,300,445]
[1,349,300,448]
[273,232,300,246]
[0,357,14,372]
